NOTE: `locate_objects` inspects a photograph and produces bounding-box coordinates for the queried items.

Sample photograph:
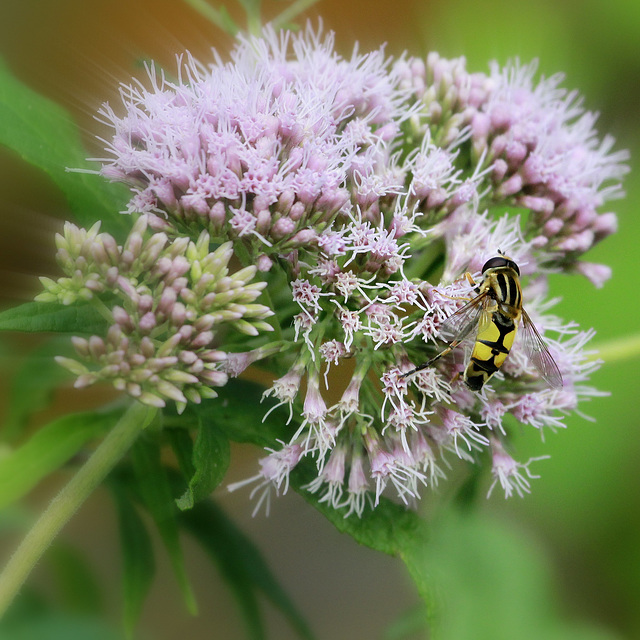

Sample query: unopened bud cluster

[38,218,273,409]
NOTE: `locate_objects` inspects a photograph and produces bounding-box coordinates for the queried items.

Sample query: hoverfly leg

[463,271,482,294]
[436,273,480,304]
[402,340,460,379]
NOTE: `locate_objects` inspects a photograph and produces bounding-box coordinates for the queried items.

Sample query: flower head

[84,26,625,516]
[98,25,410,264]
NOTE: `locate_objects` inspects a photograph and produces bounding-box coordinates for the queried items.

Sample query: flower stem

[260,286,283,341]
[232,239,253,268]
[272,0,321,30]
[0,402,157,618]
[591,333,640,364]
[182,0,239,35]
[91,296,116,324]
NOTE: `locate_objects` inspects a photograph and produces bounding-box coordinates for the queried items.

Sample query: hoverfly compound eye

[481,256,509,273]
[481,256,521,275]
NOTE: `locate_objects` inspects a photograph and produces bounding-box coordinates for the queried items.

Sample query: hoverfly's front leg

[464,271,481,293]
[435,272,480,303]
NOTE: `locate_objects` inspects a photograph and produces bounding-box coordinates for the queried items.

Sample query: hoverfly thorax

[478,255,523,320]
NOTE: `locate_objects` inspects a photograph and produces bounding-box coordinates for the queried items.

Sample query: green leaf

[47,544,103,615]
[272,0,321,30]
[182,0,239,34]
[203,379,288,447]
[175,416,230,511]
[109,483,155,637]
[291,461,424,557]
[0,407,124,510]
[405,509,623,640]
[0,612,125,640]
[0,57,130,239]
[2,337,75,443]
[166,427,196,480]
[0,302,108,334]
[382,605,429,640]
[130,436,197,615]
[179,498,315,640]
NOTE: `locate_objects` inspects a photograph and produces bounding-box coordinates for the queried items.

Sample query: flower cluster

[397,55,628,281]
[98,26,410,260]
[38,218,273,409]
[232,206,604,516]
[72,25,626,514]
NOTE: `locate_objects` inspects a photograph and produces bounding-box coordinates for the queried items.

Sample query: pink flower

[487,438,549,499]
[98,25,409,259]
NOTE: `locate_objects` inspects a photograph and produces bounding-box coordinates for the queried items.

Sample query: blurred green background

[0,0,638,639]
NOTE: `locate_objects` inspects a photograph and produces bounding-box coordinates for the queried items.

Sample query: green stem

[272,0,320,29]
[233,239,253,268]
[90,296,116,324]
[238,0,262,35]
[182,0,239,35]
[591,333,640,364]
[404,242,445,282]
[246,11,263,37]
[0,402,157,618]
[260,286,283,341]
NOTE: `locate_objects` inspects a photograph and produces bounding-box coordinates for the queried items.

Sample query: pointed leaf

[109,483,155,636]
[0,612,124,640]
[176,416,230,511]
[3,337,75,442]
[0,302,108,334]
[166,427,196,480]
[405,509,624,640]
[0,407,124,510]
[291,461,423,557]
[0,57,129,238]
[179,498,314,640]
[200,379,289,447]
[47,544,103,614]
[130,437,197,615]
[182,0,239,34]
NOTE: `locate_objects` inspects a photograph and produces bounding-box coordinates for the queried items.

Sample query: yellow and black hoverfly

[403,254,563,391]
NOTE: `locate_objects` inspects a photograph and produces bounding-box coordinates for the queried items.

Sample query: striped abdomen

[464,312,518,391]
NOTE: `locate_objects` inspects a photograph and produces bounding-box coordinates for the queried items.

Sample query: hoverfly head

[481,253,521,276]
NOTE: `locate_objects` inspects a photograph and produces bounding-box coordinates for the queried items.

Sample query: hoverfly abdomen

[465,310,518,390]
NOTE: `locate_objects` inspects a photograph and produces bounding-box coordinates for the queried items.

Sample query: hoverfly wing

[520,308,563,389]
[439,293,488,346]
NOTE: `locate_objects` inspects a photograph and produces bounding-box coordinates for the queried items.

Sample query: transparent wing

[439,292,489,346]
[520,308,563,389]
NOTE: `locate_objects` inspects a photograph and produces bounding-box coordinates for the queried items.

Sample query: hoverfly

[403,254,563,391]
